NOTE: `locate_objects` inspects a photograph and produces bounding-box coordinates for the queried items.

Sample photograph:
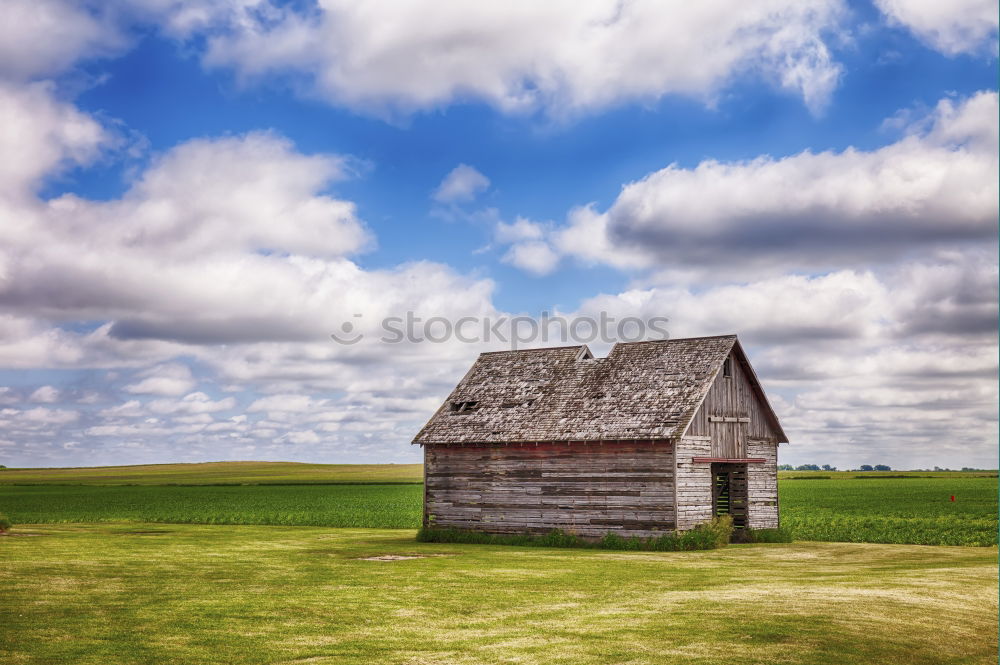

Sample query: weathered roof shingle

[413,334,748,444]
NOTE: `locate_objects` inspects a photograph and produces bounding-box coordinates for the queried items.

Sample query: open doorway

[711,463,748,531]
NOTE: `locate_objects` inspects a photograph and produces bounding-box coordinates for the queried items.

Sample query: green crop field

[0,464,996,545]
[780,475,997,546]
[0,484,423,528]
[0,461,423,485]
[1,524,996,665]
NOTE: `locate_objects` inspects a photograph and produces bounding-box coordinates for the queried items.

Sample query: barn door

[708,417,748,458]
[711,463,748,530]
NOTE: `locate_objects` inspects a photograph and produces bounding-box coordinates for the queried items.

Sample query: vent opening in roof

[449,401,478,414]
[501,399,536,408]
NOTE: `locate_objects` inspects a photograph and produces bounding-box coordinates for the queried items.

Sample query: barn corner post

[746,438,779,529]
[674,436,714,530]
[421,443,428,529]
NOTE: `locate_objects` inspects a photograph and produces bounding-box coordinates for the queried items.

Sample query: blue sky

[0,0,996,470]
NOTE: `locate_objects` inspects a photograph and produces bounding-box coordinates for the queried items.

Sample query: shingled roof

[413,334,782,445]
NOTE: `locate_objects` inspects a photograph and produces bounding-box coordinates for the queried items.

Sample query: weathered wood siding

[424,441,676,538]
[675,436,714,530]
[686,350,781,457]
[747,439,779,528]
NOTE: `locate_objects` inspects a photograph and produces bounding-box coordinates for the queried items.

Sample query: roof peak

[615,334,737,346]
[474,335,739,359]
[478,344,587,356]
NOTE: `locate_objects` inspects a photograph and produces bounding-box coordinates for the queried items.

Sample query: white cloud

[507,91,999,276]
[248,394,323,414]
[29,386,60,403]
[0,388,16,406]
[433,164,490,203]
[0,0,291,85]
[549,204,648,272]
[494,218,545,244]
[20,407,79,425]
[875,0,998,56]
[65,131,371,259]
[147,392,236,415]
[501,241,560,277]
[0,82,109,199]
[124,0,272,39]
[99,400,146,418]
[202,0,847,116]
[494,218,560,276]
[86,424,169,437]
[124,363,197,396]
[281,429,321,445]
[0,0,125,80]
[0,131,396,342]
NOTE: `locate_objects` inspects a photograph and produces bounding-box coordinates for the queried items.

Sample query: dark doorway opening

[711,463,748,531]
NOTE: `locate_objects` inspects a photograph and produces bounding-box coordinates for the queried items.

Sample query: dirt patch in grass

[113,529,174,535]
[358,553,458,561]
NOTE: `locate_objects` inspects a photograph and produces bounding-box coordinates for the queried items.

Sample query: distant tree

[873,464,891,471]
[859,465,874,472]
[777,464,793,471]
[795,464,821,471]
[0,465,6,469]
[821,464,837,471]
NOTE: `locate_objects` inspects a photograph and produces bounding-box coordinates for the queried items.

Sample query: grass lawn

[1,524,997,665]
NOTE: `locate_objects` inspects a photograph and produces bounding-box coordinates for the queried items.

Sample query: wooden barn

[412,334,787,538]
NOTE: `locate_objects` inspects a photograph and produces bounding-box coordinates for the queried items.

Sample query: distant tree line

[780,464,992,472]
[912,466,992,472]
[778,464,892,471]
[777,464,841,471]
